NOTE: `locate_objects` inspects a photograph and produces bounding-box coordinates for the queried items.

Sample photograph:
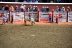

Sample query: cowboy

[48,12,52,23]
[56,13,59,24]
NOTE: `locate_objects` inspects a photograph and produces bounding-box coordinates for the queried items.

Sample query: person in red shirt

[28,13,31,20]
[48,12,52,23]
[56,14,59,24]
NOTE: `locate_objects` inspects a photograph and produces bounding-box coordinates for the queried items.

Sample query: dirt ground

[0,23,72,48]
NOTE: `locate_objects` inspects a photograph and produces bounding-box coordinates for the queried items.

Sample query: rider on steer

[28,13,35,24]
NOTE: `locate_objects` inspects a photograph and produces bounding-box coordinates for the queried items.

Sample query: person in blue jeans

[48,12,52,23]
[5,13,9,23]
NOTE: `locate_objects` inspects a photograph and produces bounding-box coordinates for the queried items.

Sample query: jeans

[6,18,8,23]
[49,17,52,23]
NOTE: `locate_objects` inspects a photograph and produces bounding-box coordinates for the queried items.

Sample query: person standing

[1,6,5,11]
[20,4,24,12]
[5,5,9,12]
[56,14,58,24]
[15,5,19,12]
[5,13,9,23]
[48,12,52,23]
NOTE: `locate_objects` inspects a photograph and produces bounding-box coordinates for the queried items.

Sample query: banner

[68,11,72,22]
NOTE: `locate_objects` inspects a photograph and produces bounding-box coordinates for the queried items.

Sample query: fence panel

[13,12,24,23]
[53,11,67,22]
[40,12,49,22]
[0,11,8,23]
[68,11,72,22]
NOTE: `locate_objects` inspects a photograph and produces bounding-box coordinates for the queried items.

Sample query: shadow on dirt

[21,24,33,26]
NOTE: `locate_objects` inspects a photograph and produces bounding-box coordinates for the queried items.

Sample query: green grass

[0,24,72,48]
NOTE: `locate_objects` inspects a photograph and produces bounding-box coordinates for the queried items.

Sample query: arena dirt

[0,24,72,48]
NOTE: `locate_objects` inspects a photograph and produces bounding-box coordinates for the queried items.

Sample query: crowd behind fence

[0,4,72,24]
[0,4,72,12]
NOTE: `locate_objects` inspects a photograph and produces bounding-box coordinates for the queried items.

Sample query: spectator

[26,0,30,2]
[11,6,14,12]
[27,7,30,12]
[20,4,24,12]
[23,5,26,11]
[29,5,33,11]
[55,6,59,12]
[5,5,9,12]
[57,0,62,3]
[61,7,65,12]
[35,0,38,3]
[44,6,47,12]
[34,6,38,12]
[46,6,50,12]
[15,5,19,12]
[59,7,62,11]
[26,6,29,12]
[1,6,5,11]
[67,6,71,11]
[41,6,45,12]
[32,0,36,2]
[33,5,36,12]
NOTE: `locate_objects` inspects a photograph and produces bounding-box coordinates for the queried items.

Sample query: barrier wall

[0,10,72,24]
[53,11,67,22]
[0,3,72,24]
[40,12,49,22]
[12,12,24,23]
[0,11,9,23]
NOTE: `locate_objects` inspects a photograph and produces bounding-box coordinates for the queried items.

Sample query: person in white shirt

[61,7,65,12]
[20,4,24,12]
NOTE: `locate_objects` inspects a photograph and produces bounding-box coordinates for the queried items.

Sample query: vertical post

[24,11,25,20]
[66,10,68,22]
[52,9,54,23]
[38,8,40,22]
[9,7,11,21]
[24,8,26,23]
[9,11,10,21]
